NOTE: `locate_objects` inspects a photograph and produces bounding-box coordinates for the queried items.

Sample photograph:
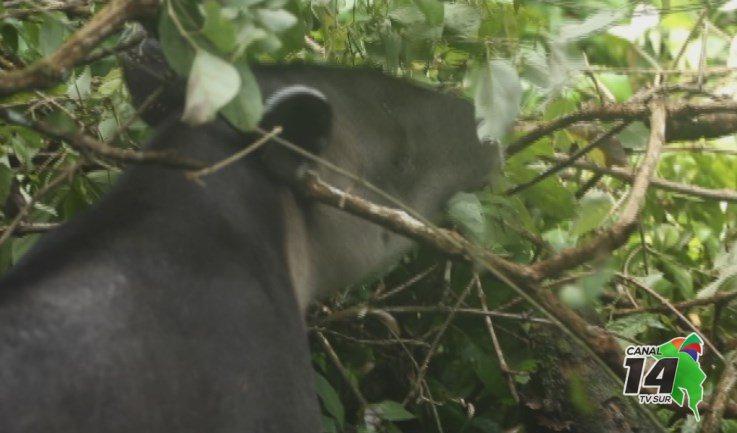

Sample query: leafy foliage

[3,0,737,432]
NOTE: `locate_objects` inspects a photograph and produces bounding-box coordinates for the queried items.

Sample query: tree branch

[548,154,737,203]
[0,109,204,170]
[526,100,667,280]
[509,99,737,156]
[0,0,159,96]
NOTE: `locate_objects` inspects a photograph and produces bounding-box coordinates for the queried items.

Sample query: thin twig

[612,289,737,316]
[475,275,519,402]
[508,99,737,156]
[186,127,281,183]
[374,265,438,301]
[549,155,737,203]
[403,276,475,405]
[0,164,79,248]
[617,273,723,361]
[316,332,369,407]
[0,222,60,237]
[0,109,204,170]
[506,120,630,196]
[381,306,550,324]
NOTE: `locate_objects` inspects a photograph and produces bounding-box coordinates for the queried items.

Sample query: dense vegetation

[2,0,737,432]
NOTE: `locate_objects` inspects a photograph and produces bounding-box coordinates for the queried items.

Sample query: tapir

[0,39,495,432]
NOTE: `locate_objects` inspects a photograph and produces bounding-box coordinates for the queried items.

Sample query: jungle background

[0,0,736,432]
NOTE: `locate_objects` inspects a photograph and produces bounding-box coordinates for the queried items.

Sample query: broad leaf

[572,190,613,236]
[368,401,415,421]
[182,50,241,125]
[221,59,263,131]
[468,60,522,144]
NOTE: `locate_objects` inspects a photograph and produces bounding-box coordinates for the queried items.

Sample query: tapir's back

[0,120,321,433]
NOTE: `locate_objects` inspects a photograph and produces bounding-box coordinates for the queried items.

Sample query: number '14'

[622,357,678,395]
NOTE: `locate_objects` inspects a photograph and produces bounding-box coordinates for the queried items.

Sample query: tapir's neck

[280,191,317,311]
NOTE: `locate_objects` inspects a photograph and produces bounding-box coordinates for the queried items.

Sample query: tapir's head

[121,40,500,309]
[255,71,497,306]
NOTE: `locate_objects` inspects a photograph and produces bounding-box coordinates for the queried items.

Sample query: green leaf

[597,73,633,102]
[256,9,297,32]
[0,24,18,53]
[559,10,623,41]
[653,223,680,251]
[182,49,241,125]
[698,245,737,299]
[616,122,649,150]
[320,415,339,433]
[95,68,122,98]
[235,23,268,56]
[12,234,40,264]
[159,11,196,75]
[388,5,425,26]
[559,284,586,308]
[571,190,613,236]
[202,0,237,53]
[447,192,486,244]
[67,67,92,101]
[412,0,443,25]
[97,117,119,142]
[662,258,694,299]
[368,401,415,421]
[0,163,13,206]
[607,313,665,339]
[44,109,76,134]
[516,176,576,220]
[543,227,575,251]
[468,60,521,144]
[315,373,345,429]
[443,4,481,38]
[221,59,263,131]
[39,14,68,56]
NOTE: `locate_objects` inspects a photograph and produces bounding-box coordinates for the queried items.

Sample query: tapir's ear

[260,85,332,154]
[258,86,333,183]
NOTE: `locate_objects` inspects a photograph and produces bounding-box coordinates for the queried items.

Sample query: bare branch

[613,289,737,316]
[506,121,630,196]
[0,222,60,237]
[0,109,204,170]
[508,99,737,156]
[617,274,723,361]
[550,154,737,203]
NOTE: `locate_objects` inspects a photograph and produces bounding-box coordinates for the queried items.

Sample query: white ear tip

[264,85,327,112]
